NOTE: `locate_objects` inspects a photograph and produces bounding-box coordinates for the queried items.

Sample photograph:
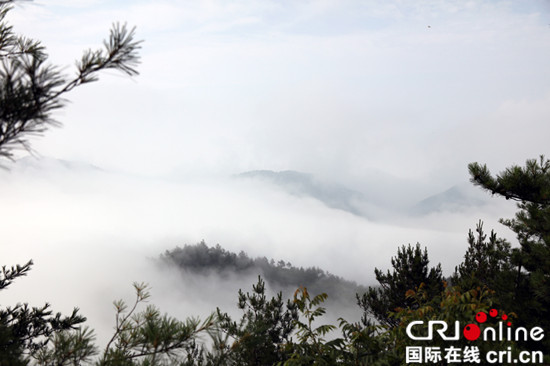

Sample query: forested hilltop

[3,156,548,365]
[161,241,367,305]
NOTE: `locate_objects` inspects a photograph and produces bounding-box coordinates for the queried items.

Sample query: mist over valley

[2,1,549,360]
[0,156,518,344]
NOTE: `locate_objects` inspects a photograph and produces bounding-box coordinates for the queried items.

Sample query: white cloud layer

[0,158,518,344]
[1,0,547,347]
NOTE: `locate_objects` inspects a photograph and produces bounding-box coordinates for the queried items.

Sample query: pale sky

[8,0,550,187]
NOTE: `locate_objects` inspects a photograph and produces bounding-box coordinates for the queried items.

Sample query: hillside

[161,241,367,305]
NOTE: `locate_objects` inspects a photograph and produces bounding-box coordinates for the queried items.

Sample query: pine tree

[0,0,141,160]
[357,243,444,329]
[469,156,550,354]
[0,1,141,363]
[452,220,516,309]
[216,277,298,366]
[0,261,86,365]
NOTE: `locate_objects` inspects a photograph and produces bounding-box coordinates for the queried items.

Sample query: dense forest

[160,241,367,307]
[2,155,549,364]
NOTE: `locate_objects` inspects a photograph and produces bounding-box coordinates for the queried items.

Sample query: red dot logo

[476,311,487,323]
[489,309,498,317]
[463,324,481,341]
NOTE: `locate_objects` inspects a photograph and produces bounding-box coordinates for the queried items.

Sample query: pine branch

[0,260,32,290]
[0,5,142,160]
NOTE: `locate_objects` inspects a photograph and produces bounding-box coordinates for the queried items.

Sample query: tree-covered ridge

[161,242,367,305]
[3,184,549,364]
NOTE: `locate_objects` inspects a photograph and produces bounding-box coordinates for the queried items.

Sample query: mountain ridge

[236,169,370,217]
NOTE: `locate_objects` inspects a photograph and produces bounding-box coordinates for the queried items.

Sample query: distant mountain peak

[410,182,490,215]
[236,169,370,217]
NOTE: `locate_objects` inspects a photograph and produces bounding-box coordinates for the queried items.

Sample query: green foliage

[215,276,298,366]
[97,283,216,366]
[357,243,444,329]
[469,156,550,206]
[26,282,217,366]
[32,327,97,366]
[0,0,141,160]
[337,317,391,366]
[292,288,335,344]
[281,287,395,366]
[388,284,521,366]
[452,221,516,310]
[469,156,550,354]
[0,261,32,290]
[0,260,86,365]
[469,157,550,270]
[162,242,366,304]
[0,1,143,363]
[280,287,339,365]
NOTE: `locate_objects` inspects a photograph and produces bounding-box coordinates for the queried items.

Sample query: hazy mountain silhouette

[410,182,490,215]
[236,170,370,217]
